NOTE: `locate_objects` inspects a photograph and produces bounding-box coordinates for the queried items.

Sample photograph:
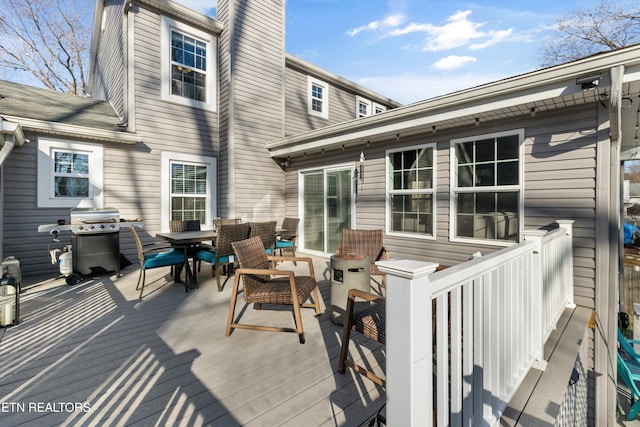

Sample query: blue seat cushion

[143,250,186,270]
[196,250,233,264]
[275,240,294,249]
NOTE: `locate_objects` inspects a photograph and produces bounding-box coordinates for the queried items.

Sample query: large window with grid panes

[161,152,216,231]
[386,144,436,237]
[161,17,216,111]
[450,129,523,244]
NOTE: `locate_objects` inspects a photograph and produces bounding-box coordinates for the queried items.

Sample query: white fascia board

[3,115,141,144]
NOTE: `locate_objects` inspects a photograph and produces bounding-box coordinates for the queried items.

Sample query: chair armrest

[235,267,294,277]
[142,242,172,253]
[267,255,315,275]
[376,246,389,262]
[347,288,385,306]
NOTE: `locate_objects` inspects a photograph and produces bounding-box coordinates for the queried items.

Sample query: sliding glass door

[301,166,354,254]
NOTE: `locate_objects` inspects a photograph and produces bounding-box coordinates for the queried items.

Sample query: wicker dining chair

[249,221,277,254]
[169,219,205,273]
[130,226,187,299]
[337,229,389,287]
[275,217,300,260]
[226,236,321,344]
[195,223,250,292]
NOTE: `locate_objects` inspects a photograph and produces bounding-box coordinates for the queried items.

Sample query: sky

[180,0,610,105]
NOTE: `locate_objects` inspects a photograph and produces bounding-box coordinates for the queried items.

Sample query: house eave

[269,44,640,159]
[2,115,141,145]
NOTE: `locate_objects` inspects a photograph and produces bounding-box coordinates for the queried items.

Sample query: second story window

[356,96,386,118]
[161,17,216,111]
[171,31,207,102]
[308,76,329,119]
[357,97,371,118]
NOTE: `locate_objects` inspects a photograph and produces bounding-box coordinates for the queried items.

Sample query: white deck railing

[377,220,574,427]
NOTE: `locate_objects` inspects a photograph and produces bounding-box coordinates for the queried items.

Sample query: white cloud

[431,55,477,71]
[352,9,513,52]
[469,29,513,49]
[347,14,407,36]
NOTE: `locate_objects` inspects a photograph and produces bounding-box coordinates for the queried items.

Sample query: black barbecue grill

[70,207,121,277]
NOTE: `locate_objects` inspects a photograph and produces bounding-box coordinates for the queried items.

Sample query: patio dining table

[156,230,217,287]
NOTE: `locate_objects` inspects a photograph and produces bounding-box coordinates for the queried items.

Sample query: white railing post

[522,229,546,368]
[556,220,575,308]
[376,259,440,427]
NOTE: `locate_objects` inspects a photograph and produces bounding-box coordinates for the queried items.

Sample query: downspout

[0,119,27,166]
[607,65,624,425]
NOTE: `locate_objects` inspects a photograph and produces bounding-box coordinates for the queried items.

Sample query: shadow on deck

[0,256,385,426]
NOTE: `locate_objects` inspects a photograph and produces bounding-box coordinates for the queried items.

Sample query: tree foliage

[540,1,640,67]
[0,0,91,95]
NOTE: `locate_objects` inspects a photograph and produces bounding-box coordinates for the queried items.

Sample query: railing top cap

[376,259,440,279]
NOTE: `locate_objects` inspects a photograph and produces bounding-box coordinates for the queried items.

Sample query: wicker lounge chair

[226,236,321,343]
[337,229,389,287]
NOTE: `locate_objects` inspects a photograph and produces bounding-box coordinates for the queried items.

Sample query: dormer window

[308,76,329,119]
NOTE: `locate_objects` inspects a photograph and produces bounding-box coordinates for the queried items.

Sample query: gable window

[161,152,217,231]
[356,96,386,118]
[386,144,436,237]
[374,103,387,114]
[450,129,523,244]
[357,97,371,118]
[37,138,103,208]
[161,17,216,111]
[308,76,329,119]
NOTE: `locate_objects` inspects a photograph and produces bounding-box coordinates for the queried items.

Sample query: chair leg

[138,269,146,299]
[339,294,356,373]
[215,261,222,292]
[226,273,241,336]
[292,298,305,344]
[136,268,143,290]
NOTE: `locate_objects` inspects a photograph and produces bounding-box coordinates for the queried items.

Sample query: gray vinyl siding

[91,0,127,118]
[217,0,231,219]
[284,65,393,137]
[218,0,286,222]
[283,103,598,309]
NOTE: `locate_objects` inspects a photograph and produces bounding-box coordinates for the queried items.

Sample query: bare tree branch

[0,0,91,95]
[539,0,640,67]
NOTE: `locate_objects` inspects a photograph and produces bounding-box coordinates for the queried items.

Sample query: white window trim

[307,76,329,119]
[161,16,217,112]
[385,143,437,240]
[37,137,104,208]
[297,162,356,256]
[356,96,371,118]
[160,151,217,232]
[448,129,525,247]
[373,102,387,114]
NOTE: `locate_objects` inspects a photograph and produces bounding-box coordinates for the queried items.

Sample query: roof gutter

[1,115,141,144]
[0,118,27,166]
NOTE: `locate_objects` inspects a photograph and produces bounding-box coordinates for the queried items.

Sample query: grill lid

[70,207,120,224]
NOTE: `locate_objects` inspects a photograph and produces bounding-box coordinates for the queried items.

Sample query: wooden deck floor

[0,256,386,426]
